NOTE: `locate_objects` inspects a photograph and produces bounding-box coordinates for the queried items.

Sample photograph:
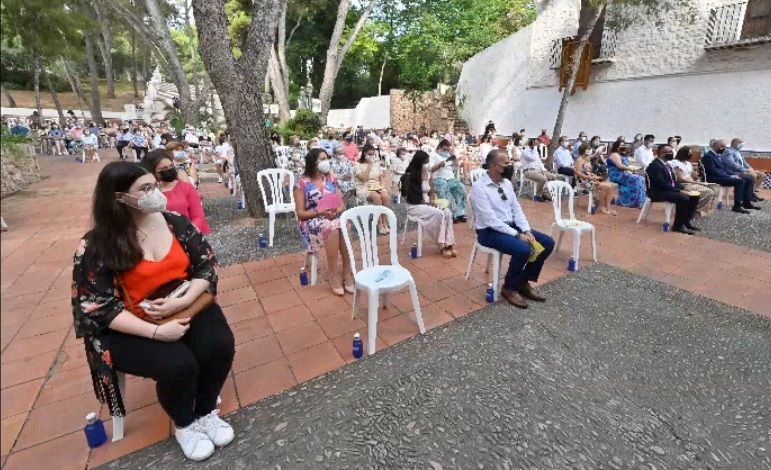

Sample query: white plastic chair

[400,214,424,257]
[340,206,426,355]
[257,169,296,247]
[464,197,504,301]
[545,181,597,269]
[469,168,486,184]
[518,168,537,197]
[698,162,731,209]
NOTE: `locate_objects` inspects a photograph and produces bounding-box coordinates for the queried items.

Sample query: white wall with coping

[457,0,771,149]
[327,95,391,129]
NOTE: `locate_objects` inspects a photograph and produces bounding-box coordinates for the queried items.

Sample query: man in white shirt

[470,149,554,308]
[429,139,467,222]
[633,134,655,169]
[553,136,575,180]
[521,138,563,201]
[184,127,200,148]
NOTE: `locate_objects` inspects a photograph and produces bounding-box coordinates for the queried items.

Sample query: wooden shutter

[741,0,771,39]
[559,38,593,95]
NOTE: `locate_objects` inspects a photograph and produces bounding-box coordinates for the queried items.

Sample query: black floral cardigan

[71,212,218,417]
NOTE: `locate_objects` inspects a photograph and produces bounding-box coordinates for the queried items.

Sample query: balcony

[705,0,771,50]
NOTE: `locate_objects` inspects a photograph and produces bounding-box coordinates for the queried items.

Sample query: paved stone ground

[103,264,771,470]
[696,200,771,253]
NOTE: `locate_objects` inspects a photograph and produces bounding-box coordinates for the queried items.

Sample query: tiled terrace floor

[1,152,770,469]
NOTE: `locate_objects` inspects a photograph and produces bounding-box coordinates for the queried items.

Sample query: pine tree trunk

[32,53,43,126]
[85,34,105,124]
[377,56,387,96]
[547,4,604,168]
[269,50,291,123]
[95,2,115,98]
[42,66,67,126]
[1,85,17,107]
[192,0,281,217]
[131,30,139,98]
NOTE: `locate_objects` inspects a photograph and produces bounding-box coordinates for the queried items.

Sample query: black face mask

[501,165,514,180]
[717,147,726,154]
[159,167,178,182]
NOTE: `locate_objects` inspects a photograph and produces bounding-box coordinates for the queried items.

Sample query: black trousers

[101,304,235,428]
[710,174,754,205]
[133,146,149,161]
[652,192,699,229]
[116,141,130,159]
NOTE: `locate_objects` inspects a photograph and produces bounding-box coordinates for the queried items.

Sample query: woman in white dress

[400,150,457,259]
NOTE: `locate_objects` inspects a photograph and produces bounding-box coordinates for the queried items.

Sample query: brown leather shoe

[518,282,546,302]
[500,288,528,309]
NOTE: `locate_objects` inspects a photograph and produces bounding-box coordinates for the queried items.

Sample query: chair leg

[591,228,597,262]
[268,211,276,247]
[587,192,593,214]
[464,245,477,280]
[572,231,581,269]
[556,230,565,253]
[351,287,358,320]
[112,371,127,442]
[637,199,650,223]
[401,216,408,245]
[416,225,423,257]
[491,252,501,301]
[485,252,493,274]
[367,291,379,355]
[408,281,426,334]
[310,253,318,286]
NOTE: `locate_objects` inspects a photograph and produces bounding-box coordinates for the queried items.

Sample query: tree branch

[336,0,378,73]
[286,15,302,47]
[240,0,283,78]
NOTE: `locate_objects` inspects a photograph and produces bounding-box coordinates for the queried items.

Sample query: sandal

[442,248,453,259]
[344,284,355,294]
[600,207,612,215]
[610,209,618,216]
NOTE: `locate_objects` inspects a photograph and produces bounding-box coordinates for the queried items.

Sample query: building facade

[457,0,771,150]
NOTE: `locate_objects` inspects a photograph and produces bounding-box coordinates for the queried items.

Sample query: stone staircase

[144,75,224,125]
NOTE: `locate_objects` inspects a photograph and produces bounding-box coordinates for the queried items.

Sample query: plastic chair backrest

[340,206,399,275]
[546,180,576,222]
[257,168,294,210]
[470,168,486,184]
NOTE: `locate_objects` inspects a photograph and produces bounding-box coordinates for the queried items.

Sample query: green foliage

[0,127,32,153]
[274,109,322,140]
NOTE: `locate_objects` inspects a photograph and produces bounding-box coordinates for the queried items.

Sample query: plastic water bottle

[716,201,723,210]
[391,194,398,204]
[410,243,418,259]
[568,257,577,272]
[352,333,364,359]
[237,198,244,210]
[258,233,267,248]
[591,204,597,215]
[662,222,670,232]
[299,267,308,286]
[84,412,107,448]
[486,283,494,303]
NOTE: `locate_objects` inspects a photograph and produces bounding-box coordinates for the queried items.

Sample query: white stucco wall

[457,0,771,149]
[456,25,535,136]
[327,95,391,129]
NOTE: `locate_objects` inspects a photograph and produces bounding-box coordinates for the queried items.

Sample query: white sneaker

[197,409,234,447]
[175,422,215,461]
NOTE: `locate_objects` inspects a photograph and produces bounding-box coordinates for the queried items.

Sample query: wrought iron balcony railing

[705,0,771,48]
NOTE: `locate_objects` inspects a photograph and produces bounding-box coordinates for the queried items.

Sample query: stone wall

[389,89,456,134]
[1,144,41,196]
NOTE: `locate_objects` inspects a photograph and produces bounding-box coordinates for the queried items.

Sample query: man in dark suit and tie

[645,145,701,235]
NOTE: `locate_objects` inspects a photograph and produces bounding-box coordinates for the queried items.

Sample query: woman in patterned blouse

[72,162,234,461]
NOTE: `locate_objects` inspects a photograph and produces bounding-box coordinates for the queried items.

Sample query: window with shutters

[705,0,771,48]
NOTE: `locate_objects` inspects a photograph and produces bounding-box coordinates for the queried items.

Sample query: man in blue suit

[646,145,700,235]
[701,139,759,213]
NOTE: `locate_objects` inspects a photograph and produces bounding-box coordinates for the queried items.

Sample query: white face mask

[122,188,167,213]
[317,159,331,174]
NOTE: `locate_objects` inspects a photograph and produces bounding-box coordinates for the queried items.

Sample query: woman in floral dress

[294,148,352,296]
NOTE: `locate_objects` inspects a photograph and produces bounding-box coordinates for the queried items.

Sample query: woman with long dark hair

[293,148,352,296]
[606,139,646,208]
[400,150,457,258]
[72,162,235,462]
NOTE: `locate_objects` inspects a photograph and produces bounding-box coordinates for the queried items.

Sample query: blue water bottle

[237,198,244,210]
[716,200,723,210]
[486,283,494,303]
[568,257,577,272]
[591,204,597,215]
[299,267,308,286]
[259,233,267,248]
[352,333,364,359]
[84,412,107,448]
[662,222,670,232]
[410,243,418,259]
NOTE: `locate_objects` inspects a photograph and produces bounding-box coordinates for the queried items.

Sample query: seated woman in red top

[72,162,233,462]
[142,149,211,234]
